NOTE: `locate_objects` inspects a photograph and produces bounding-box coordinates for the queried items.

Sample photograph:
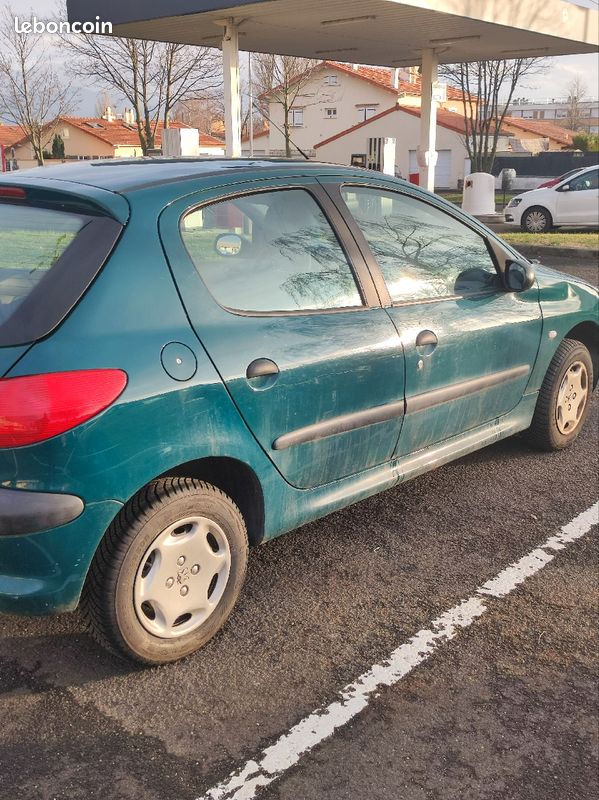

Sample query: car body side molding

[273,365,530,451]
[407,365,531,414]
[272,399,406,451]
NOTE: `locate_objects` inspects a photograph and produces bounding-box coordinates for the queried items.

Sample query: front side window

[181,188,363,313]
[341,186,499,302]
[568,169,598,191]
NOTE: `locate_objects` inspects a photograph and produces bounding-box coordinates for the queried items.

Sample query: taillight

[0,370,127,447]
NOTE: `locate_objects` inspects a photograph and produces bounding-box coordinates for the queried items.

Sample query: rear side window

[0,200,122,346]
[0,205,84,322]
[181,188,363,313]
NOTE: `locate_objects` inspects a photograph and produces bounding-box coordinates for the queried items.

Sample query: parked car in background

[537,167,586,190]
[505,165,599,232]
[0,159,597,664]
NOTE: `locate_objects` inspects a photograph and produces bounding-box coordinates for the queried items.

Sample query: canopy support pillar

[222,19,242,157]
[418,48,438,192]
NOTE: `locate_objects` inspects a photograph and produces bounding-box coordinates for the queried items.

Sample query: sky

[3,0,599,116]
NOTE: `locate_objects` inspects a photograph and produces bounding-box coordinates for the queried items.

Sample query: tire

[82,478,249,665]
[523,339,594,452]
[521,206,553,233]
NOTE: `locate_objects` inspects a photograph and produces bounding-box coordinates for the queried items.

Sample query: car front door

[554,168,599,225]
[330,182,543,457]
[160,178,405,489]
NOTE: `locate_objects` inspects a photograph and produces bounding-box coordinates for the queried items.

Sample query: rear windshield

[0,204,85,325]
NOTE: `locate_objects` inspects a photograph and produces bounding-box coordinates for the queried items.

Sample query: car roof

[0,158,380,194]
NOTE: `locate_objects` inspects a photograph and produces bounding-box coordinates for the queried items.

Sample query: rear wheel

[523,339,593,451]
[83,478,248,664]
[521,206,553,233]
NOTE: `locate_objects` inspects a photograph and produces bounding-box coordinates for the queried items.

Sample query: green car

[0,159,596,664]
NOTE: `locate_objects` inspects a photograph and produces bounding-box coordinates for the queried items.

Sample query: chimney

[103,106,115,123]
[123,108,134,125]
[352,63,359,71]
[392,68,400,90]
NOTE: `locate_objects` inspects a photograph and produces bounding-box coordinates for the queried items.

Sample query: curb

[514,245,598,261]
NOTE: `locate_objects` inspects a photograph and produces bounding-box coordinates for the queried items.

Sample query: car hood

[534,262,598,295]
[512,187,554,204]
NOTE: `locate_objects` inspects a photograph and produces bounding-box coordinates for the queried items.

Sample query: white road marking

[201,502,599,800]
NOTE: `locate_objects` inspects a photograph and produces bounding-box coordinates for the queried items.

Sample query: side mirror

[215,233,243,257]
[558,183,570,192]
[505,260,536,292]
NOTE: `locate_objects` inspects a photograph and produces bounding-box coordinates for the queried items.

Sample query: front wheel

[82,478,249,664]
[521,206,553,233]
[523,339,593,451]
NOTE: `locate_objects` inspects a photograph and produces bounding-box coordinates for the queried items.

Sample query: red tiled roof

[261,60,468,103]
[0,125,24,148]
[499,116,575,146]
[324,62,466,101]
[62,117,195,147]
[8,117,224,150]
[314,104,476,149]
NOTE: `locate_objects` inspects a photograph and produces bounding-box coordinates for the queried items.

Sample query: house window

[290,108,304,127]
[324,75,339,85]
[325,108,337,119]
[357,107,377,122]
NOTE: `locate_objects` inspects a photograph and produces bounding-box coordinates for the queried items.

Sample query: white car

[505,164,599,232]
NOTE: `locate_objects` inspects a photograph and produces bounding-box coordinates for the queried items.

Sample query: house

[314,104,471,188]
[241,127,270,157]
[2,112,224,170]
[262,60,474,157]
[498,117,575,150]
[508,97,599,134]
[314,104,578,189]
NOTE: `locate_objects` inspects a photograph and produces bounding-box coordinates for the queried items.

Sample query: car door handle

[246,358,280,379]
[415,330,438,348]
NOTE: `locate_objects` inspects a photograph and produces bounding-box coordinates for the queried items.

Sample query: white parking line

[201,502,599,800]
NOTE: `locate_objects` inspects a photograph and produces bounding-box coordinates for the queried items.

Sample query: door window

[341,186,500,302]
[567,169,598,191]
[181,188,363,313]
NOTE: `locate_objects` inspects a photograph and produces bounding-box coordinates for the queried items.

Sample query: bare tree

[0,5,76,165]
[440,58,548,173]
[565,76,588,132]
[253,55,318,157]
[62,31,220,154]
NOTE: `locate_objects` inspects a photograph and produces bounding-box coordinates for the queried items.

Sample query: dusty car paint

[0,160,596,616]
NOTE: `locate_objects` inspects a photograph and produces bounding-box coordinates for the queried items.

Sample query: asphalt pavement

[0,257,597,800]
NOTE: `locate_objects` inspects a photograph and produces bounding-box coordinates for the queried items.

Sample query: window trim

[321,180,507,307]
[178,183,382,318]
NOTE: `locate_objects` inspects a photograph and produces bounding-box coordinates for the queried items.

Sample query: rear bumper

[0,486,84,536]
[0,497,122,615]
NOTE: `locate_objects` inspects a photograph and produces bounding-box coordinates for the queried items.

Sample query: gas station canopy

[66,0,598,184]
[67,0,598,65]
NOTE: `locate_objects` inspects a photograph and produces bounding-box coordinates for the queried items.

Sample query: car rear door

[159,177,405,490]
[327,180,543,457]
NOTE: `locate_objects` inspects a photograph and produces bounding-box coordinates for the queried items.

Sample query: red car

[537,167,586,189]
